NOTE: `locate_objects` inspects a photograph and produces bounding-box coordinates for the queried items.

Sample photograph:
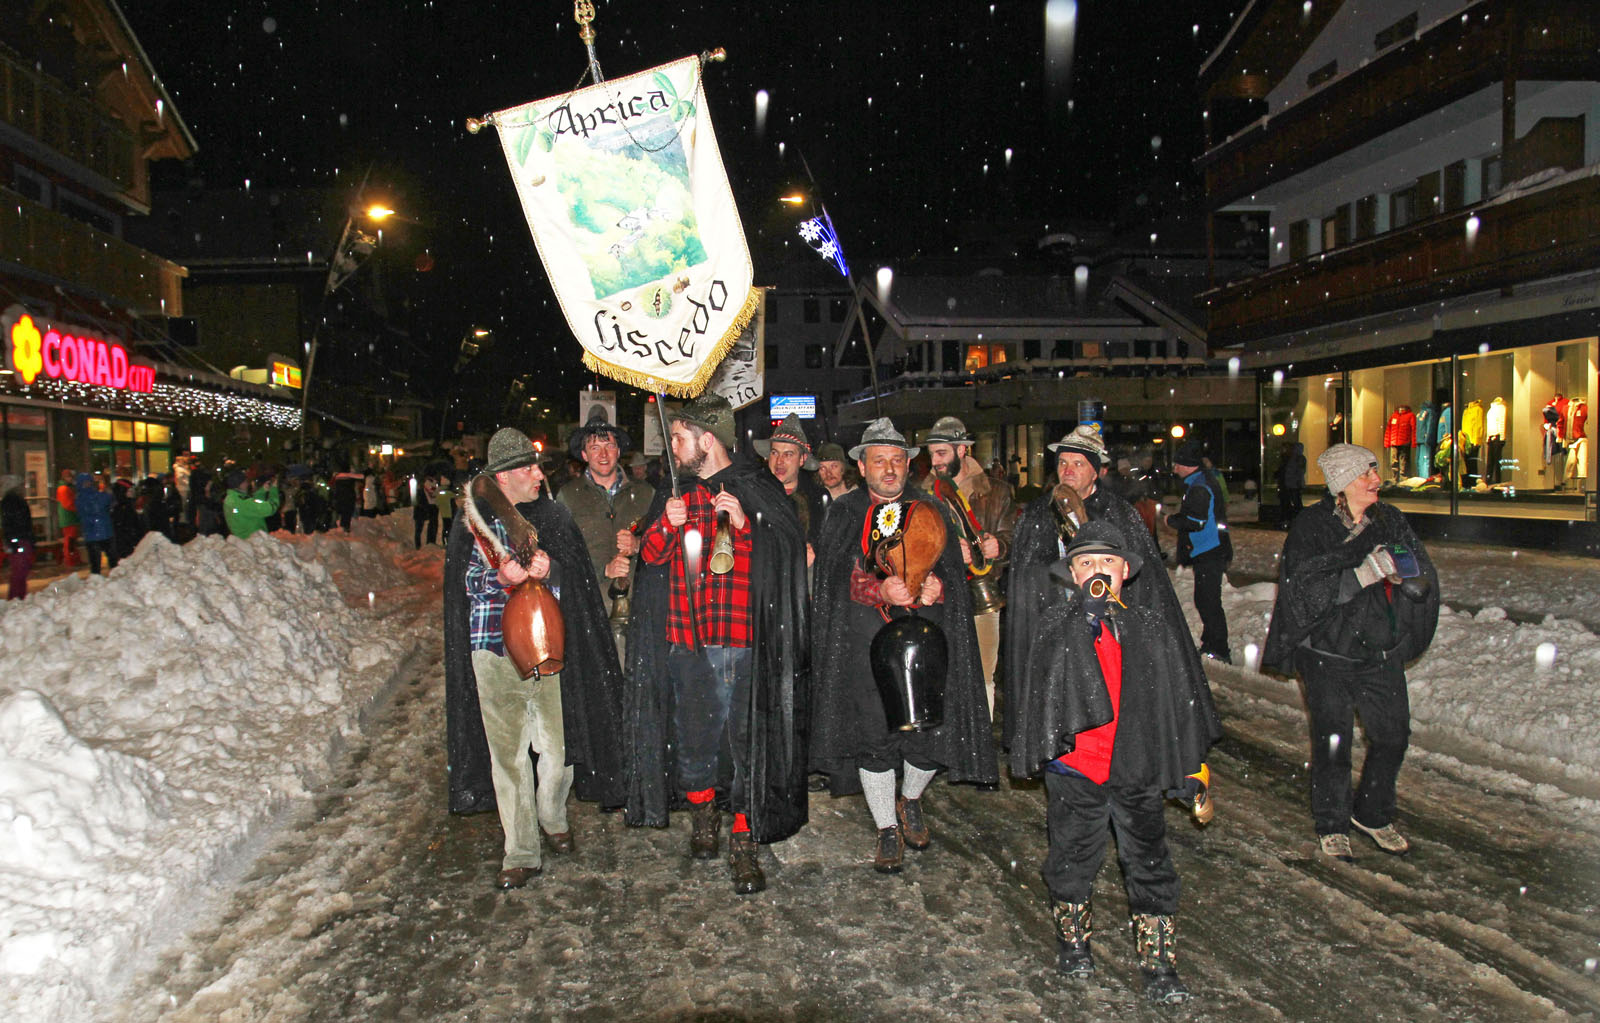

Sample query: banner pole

[575,1,603,83]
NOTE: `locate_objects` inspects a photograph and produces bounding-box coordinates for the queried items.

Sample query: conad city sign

[3,305,155,393]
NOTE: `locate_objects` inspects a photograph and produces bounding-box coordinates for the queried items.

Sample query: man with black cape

[1003,424,1218,821]
[810,418,996,875]
[623,394,810,896]
[1010,521,1219,1004]
[442,431,625,846]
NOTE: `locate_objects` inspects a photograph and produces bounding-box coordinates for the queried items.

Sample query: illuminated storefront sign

[270,360,303,388]
[3,305,155,393]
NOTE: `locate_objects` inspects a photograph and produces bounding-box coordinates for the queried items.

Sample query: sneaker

[1351,818,1410,855]
[873,825,904,874]
[1187,764,1214,825]
[1318,833,1355,862]
[896,796,930,850]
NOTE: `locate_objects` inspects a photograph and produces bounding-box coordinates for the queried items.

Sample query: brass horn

[708,509,735,575]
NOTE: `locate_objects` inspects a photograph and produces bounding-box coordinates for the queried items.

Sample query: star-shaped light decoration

[798,210,849,279]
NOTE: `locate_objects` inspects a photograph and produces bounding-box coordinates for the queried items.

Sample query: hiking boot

[1052,900,1095,978]
[1319,832,1355,862]
[873,825,904,874]
[1187,764,1214,825]
[1133,913,1190,1005]
[1352,818,1410,855]
[688,800,720,860]
[897,796,930,850]
[728,831,766,895]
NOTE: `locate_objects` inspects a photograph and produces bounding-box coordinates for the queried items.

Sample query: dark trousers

[1279,488,1302,526]
[669,645,753,812]
[1042,770,1179,915]
[7,539,33,599]
[1297,650,1410,835]
[1190,548,1229,656]
[86,538,118,575]
[413,504,438,548]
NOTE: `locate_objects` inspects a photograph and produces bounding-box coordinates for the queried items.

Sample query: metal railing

[0,47,138,192]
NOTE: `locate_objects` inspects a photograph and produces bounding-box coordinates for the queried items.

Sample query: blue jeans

[669,645,753,810]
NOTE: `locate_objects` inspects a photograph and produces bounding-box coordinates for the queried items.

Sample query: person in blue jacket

[75,472,117,575]
[1166,442,1231,662]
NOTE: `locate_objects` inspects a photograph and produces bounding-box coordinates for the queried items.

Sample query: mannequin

[1485,397,1507,485]
[1460,399,1486,487]
[1565,397,1587,488]
[1384,405,1415,479]
[1413,402,1437,479]
[1435,402,1453,484]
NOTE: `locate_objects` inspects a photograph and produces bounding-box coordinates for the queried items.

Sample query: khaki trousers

[471,650,572,870]
[975,608,1001,719]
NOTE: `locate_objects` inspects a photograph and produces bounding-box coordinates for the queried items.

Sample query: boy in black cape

[1011,521,1220,1005]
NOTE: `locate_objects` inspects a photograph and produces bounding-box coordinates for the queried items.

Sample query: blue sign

[770,394,817,419]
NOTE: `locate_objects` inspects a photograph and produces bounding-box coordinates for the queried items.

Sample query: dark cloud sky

[127,1,1238,410]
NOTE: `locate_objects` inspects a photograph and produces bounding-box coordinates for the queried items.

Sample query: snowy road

[106,643,1600,1021]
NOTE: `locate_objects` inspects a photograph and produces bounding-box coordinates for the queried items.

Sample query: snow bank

[0,527,417,1022]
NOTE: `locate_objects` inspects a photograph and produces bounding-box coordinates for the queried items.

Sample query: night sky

[127,0,1239,420]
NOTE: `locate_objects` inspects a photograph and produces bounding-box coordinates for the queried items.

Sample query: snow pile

[0,528,413,1022]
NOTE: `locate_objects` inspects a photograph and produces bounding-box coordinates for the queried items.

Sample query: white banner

[706,287,765,412]
[491,56,759,397]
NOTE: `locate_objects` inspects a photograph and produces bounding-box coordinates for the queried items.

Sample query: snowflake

[798,218,824,243]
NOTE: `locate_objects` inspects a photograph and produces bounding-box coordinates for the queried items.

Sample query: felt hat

[815,442,848,465]
[670,393,737,451]
[848,417,920,461]
[923,415,974,446]
[754,413,818,469]
[626,451,647,469]
[1047,424,1111,466]
[1318,443,1380,495]
[484,427,541,474]
[568,405,632,458]
[1059,519,1143,578]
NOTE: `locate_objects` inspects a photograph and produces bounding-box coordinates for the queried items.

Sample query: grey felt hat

[568,405,632,458]
[753,413,819,469]
[815,442,848,464]
[670,393,737,451]
[1318,443,1379,495]
[923,415,974,446]
[1047,424,1111,466]
[484,427,541,474]
[848,417,920,461]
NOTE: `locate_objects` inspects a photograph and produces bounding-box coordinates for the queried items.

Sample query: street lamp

[297,197,397,455]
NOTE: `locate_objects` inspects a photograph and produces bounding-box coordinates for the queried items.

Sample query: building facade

[1200,0,1600,550]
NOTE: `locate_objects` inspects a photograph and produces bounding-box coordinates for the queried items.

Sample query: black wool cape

[808,487,998,790]
[1261,494,1440,675]
[443,490,628,809]
[1013,597,1220,785]
[443,513,494,814]
[622,457,811,844]
[1003,485,1216,765]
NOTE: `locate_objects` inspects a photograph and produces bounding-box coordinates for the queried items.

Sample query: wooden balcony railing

[1202,170,1600,347]
[1200,0,1600,207]
[0,47,138,193]
[0,187,184,316]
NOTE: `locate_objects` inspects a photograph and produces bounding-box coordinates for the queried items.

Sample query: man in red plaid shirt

[631,393,810,896]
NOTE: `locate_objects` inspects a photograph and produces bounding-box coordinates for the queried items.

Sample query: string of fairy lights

[0,375,302,429]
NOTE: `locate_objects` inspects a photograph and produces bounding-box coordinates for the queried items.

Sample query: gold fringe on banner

[581,285,763,399]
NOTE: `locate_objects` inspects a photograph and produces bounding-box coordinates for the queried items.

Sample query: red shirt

[1056,623,1123,785]
[640,481,753,648]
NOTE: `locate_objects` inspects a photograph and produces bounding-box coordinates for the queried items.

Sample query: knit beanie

[1318,443,1378,495]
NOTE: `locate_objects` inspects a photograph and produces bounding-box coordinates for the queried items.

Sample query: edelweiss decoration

[487,56,760,397]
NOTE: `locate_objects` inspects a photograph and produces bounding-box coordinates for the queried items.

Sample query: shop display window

[1261,370,1348,513]
[1349,357,1454,514]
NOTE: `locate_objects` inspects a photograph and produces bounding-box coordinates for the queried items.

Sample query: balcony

[1202,168,1600,347]
[0,186,185,316]
[0,46,138,194]
[1199,0,1600,207]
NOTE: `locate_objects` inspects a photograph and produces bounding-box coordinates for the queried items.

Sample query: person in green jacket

[223,470,281,539]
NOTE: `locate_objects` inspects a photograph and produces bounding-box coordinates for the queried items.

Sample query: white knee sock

[901,761,936,800]
[859,769,898,829]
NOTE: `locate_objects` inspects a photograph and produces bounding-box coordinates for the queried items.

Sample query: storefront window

[1349,356,1453,515]
[3,405,50,526]
[1261,370,1348,513]
[85,415,175,481]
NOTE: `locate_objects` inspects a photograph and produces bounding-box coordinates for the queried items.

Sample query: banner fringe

[581,285,763,398]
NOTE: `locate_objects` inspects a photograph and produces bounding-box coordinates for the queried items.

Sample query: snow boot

[1133,913,1190,1004]
[689,800,720,860]
[1318,832,1355,862]
[897,795,930,850]
[873,825,905,874]
[1051,900,1095,977]
[1351,818,1410,855]
[728,831,766,895]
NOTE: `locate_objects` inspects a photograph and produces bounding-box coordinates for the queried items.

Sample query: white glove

[1354,546,1398,589]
